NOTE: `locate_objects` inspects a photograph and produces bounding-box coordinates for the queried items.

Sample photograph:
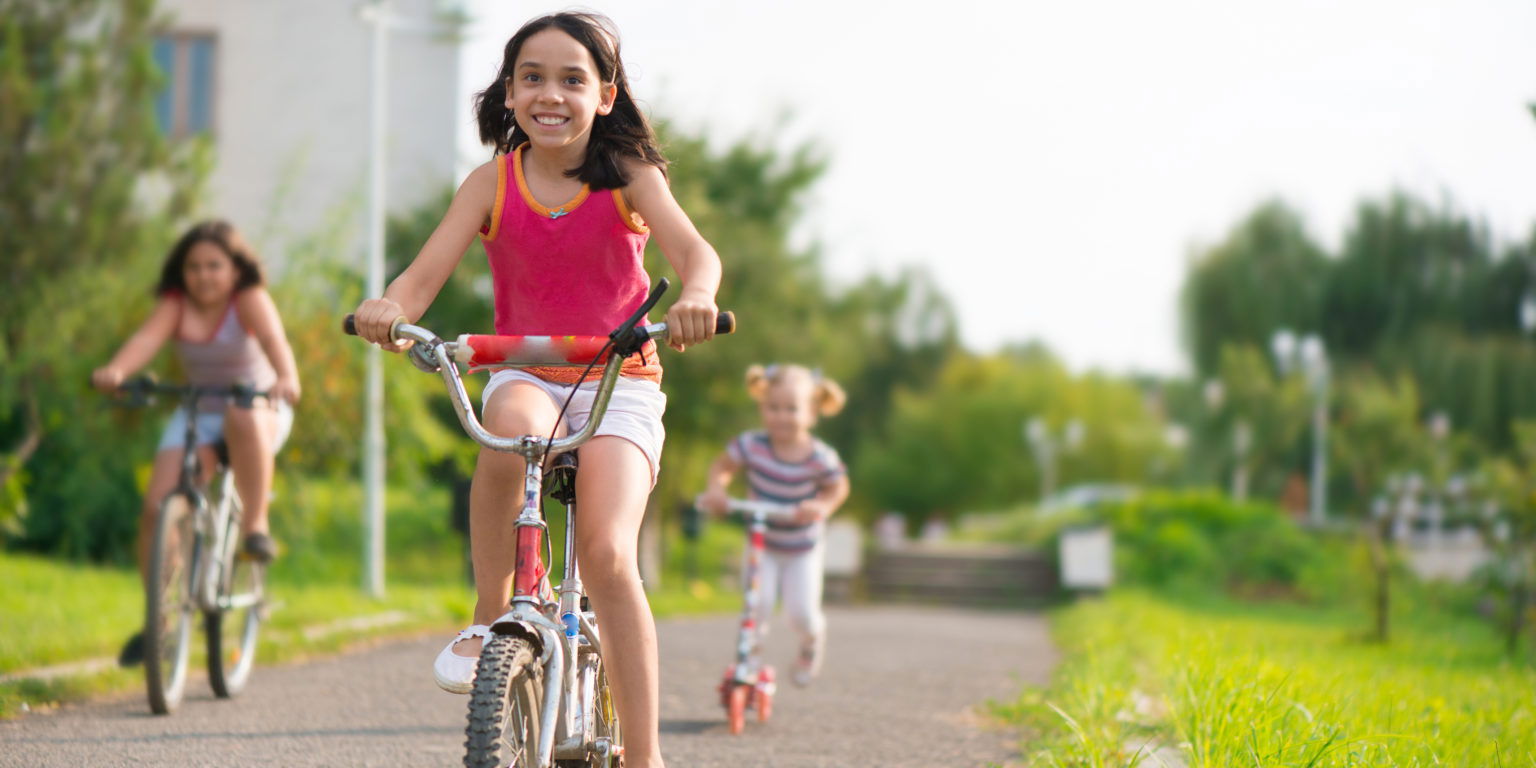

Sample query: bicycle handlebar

[695,494,800,522]
[341,312,736,350]
[110,376,270,409]
[342,283,734,460]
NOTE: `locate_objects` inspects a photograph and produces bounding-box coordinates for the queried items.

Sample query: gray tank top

[176,298,276,411]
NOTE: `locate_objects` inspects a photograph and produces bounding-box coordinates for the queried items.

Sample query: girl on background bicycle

[698,364,849,686]
[91,219,301,664]
[350,12,720,767]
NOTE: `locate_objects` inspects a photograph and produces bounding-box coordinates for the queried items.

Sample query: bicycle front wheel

[206,474,264,698]
[144,493,198,715]
[465,634,544,768]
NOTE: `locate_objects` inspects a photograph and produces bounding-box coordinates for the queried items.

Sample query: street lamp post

[1201,380,1251,502]
[1273,329,1331,526]
[353,1,463,597]
[1026,417,1083,507]
[358,0,390,599]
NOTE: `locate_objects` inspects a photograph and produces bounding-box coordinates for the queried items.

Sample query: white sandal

[433,624,490,694]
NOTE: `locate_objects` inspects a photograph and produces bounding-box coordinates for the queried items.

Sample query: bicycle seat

[213,439,231,469]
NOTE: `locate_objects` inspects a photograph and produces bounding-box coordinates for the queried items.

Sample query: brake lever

[609,278,670,357]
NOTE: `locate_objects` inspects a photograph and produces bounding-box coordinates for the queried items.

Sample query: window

[152,33,217,138]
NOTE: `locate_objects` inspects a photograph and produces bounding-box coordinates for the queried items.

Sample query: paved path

[0,606,1054,767]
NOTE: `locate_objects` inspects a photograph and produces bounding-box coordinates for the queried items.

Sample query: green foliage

[1182,191,1536,469]
[0,0,208,557]
[1477,421,1536,653]
[640,124,961,521]
[1096,490,1321,592]
[1175,343,1311,502]
[1331,372,1428,501]
[858,348,1169,525]
[1181,201,1329,376]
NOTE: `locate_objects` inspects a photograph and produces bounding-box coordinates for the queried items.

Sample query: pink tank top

[479,144,661,384]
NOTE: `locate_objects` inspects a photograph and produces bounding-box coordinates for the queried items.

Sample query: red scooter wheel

[726,684,749,735]
[754,686,773,722]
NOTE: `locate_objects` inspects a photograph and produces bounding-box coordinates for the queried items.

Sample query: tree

[0,0,207,557]
[1185,191,1536,457]
[1181,201,1329,378]
[1331,373,1428,642]
[858,347,1167,526]
[1183,344,1310,504]
[1478,422,1536,654]
[640,125,961,520]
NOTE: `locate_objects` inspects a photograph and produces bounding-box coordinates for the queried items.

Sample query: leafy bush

[1095,489,1322,592]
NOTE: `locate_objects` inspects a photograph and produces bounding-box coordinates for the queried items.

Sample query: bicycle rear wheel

[206,473,264,698]
[558,648,624,768]
[144,493,198,715]
[589,651,623,767]
[465,634,544,768]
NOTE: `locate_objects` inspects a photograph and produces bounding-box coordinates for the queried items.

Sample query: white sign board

[823,520,863,576]
[1060,526,1113,589]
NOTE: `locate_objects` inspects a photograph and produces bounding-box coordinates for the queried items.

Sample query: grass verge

[1,553,741,719]
[1000,590,1536,767]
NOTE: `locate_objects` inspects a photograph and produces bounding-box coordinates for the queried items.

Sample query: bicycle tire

[144,493,198,715]
[589,651,623,767]
[464,634,543,768]
[206,472,263,698]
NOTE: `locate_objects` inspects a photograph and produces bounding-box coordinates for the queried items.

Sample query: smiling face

[759,376,819,444]
[181,240,239,307]
[504,27,617,155]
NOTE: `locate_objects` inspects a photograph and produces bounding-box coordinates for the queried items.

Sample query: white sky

[455,0,1536,376]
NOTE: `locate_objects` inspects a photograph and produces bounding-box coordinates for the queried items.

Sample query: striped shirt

[727,430,846,552]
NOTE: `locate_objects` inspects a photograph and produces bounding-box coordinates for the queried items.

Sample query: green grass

[1001,591,1536,767]
[0,551,472,717]
[1,480,754,718]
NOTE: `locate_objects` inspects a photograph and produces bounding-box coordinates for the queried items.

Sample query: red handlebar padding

[457,335,617,371]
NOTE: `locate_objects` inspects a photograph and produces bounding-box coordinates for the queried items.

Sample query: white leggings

[751,542,826,653]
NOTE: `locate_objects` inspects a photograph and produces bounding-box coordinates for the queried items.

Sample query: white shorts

[157,401,294,455]
[481,370,667,484]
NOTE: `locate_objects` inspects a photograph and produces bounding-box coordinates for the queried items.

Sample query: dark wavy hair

[474,12,665,189]
[155,219,265,296]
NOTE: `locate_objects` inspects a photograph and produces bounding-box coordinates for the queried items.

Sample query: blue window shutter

[152,36,175,134]
[187,37,214,134]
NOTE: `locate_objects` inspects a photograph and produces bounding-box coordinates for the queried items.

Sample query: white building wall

[157,0,462,265]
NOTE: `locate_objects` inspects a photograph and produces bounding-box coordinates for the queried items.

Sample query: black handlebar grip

[343,314,358,336]
[715,311,736,335]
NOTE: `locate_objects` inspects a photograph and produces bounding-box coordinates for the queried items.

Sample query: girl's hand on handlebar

[664,289,717,352]
[270,375,302,405]
[352,298,412,351]
[92,366,125,392]
[794,500,831,525]
[697,488,730,517]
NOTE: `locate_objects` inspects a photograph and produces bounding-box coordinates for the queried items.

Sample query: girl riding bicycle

[350,12,721,768]
[697,364,849,686]
[91,219,301,664]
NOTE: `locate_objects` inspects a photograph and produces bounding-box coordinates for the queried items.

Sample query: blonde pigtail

[814,377,847,417]
[744,363,770,402]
